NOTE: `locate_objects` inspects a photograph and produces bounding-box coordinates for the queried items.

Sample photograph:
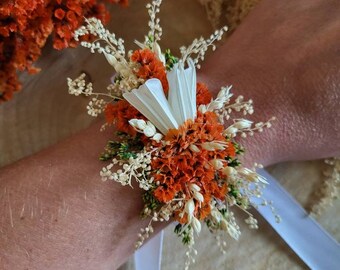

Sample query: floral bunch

[68,0,276,268]
[0,0,128,103]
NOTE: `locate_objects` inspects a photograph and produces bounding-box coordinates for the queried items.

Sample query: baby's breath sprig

[68,73,121,117]
[137,202,179,248]
[180,26,228,68]
[199,86,275,139]
[136,220,155,249]
[67,73,93,97]
[175,226,197,270]
[198,85,233,113]
[311,157,340,216]
[75,17,126,58]
[146,0,163,46]
[100,148,155,189]
[86,98,107,117]
[74,18,142,91]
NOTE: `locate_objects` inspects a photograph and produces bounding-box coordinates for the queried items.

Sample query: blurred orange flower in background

[0,0,128,104]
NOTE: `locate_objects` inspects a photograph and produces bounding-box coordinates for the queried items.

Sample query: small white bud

[209,101,223,110]
[193,192,204,203]
[185,199,195,219]
[129,119,139,127]
[217,88,226,99]
[153,42,166,65]
[234,119,253,130]
[136,119,147,130]
[198,104,207,113]
[222,166,237,178]
[143,122,156,137]
[152,133,163,142]
[192,216,201,234]
[211,159,224,170]
[223,126,238,136]
[103,52,118,68]
[211,209,221,223]
[202,142,225,151]
[189,184,201,192]
[227,223,240,240]
[189,144,200,153]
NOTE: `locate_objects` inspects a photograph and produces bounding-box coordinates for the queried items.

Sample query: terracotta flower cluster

[0,0,128,103]
[153,111,234,219]
[68,1,276,269]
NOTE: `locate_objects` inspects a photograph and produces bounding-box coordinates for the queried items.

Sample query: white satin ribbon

[255,169,340,270]
[134,170,340,270]
[134,230,164,270]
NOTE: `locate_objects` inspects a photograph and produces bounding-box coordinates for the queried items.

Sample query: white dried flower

[203,86,232,113]
[226,221,241,240]
[129,119,162,142]
[136,119,147,130]
[202,141,226,151]
[146,0,163,44]
[222,166,238,179]
[238,167,268,184]
[198,104,207,113]
[152,133,163,142]
[234,119,253,130]
[102,149,155,190]
[153,42,166,65]
[86,98,106,117]
[189,144,200,153]
[144,121,157,137]
[193,192,204,203]
[210,208,222,223]
[67,73,93,96]
[185,199,195,220]
[189,184,201,192]
[245,216,259,229]
[223,126,238,137]
[211,159,224,170]
[192,216,201,234]
[181,26,228,67]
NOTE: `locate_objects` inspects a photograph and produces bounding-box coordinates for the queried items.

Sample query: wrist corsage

[68,0,277,268]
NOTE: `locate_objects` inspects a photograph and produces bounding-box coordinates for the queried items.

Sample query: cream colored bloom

[124,59,197,135]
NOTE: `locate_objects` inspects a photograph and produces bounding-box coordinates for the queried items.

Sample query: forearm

[200,0,340,165]
[1,0,339,269]
[0,123,153,269]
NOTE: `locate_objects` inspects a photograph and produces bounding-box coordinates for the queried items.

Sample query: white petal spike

[103,52,118,68]
[167,59,196,125]
[185,59,196,118]
[123,79,179,134]
[124,59,197,135]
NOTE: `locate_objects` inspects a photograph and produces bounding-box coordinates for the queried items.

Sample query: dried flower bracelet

[67,0,277,268]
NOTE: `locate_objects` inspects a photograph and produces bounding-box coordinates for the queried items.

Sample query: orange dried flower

[131,48,169,93]
[0,0,128,103]
[152,111,236,221]
[54,8,66,20]
[105,100,144,137]
[196,82,212,105]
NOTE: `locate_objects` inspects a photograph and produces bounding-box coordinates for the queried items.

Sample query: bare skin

[200,0,340,165]
[0,0,339,269]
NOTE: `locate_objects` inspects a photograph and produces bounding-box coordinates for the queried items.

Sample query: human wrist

[197,67,284,167]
